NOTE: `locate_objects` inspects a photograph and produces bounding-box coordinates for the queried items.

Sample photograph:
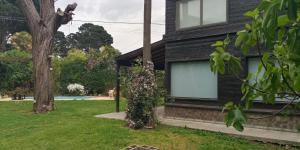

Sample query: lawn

[0,101,297,150]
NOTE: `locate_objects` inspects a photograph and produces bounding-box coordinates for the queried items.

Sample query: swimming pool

[25,96,99,101]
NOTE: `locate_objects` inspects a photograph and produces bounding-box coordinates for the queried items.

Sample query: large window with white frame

[176,0,227,29]
[170,61,218,99]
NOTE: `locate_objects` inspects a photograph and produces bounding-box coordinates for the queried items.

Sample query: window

[176,0,227,29]
[170,61,218,99]
[248,58,286,102]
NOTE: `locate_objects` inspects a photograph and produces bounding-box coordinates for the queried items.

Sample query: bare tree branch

[248,96,298,120]
[54,3,77,32]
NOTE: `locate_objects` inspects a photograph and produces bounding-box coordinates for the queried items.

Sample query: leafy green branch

[210,0,300,131]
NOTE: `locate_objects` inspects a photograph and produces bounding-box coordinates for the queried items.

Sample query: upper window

[176,0,227,29]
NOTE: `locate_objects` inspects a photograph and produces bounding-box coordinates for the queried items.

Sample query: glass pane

[248,58,263,85]
[203,0,227,25]
[248,58,287,102]
[177,0,201,28]
[171,61,218,99]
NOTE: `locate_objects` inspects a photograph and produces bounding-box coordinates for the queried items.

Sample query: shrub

[0,50,33,96]
[126,60,159,129]
[67,83,85,96]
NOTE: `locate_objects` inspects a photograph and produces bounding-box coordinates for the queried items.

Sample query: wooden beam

[115,63,121,112]
[143,0,152,65]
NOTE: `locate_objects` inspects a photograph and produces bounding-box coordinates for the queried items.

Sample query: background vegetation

[0,22,120,97]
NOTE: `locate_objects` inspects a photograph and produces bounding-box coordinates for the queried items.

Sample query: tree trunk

[17,0,77,113]
[0,33,7,52]
[32,29,54,113]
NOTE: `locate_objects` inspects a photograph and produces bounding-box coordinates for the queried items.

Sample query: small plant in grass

[126,59,159,129]
[67,83,85,96]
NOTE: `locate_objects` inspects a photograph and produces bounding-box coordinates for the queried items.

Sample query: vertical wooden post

[143,0,152,65]
[115,63,121,112]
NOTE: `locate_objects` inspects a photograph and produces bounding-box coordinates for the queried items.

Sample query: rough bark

[32,29,54,112]
[18,0,77,113]
[0,32,8,52]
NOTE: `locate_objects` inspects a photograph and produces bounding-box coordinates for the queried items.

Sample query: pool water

[25,96,98,101]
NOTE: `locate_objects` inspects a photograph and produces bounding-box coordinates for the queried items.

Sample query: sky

[55,0,165,54]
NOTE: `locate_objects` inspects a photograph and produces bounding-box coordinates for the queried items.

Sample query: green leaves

[209,0,300,132]
[210,37,242,75]
[224,103,247,132]
[235,31,256,55]
[287,0,298,21]
[244,10,259,18]
[277,15,290,27]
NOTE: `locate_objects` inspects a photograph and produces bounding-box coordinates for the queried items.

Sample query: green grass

[0,101,297,150]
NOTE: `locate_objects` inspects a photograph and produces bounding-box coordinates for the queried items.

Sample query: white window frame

[176,0,228,30]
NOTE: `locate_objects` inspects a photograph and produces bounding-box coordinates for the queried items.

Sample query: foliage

[84,64,115,95]
[0,101,291,150]
[67,83,85,96]
[126,60,158,129]
[52,56,63,95]
[0,0,27,50]
[0,0,39,51]
[0,49,33,96]
[210,0,300,131]
[120,67,165,104]
[10,31,32,52]
[66,23,113,50]
[53,31,68,56]
[53,47,119,95]
[84,46,120,94]
[59,49,87,94]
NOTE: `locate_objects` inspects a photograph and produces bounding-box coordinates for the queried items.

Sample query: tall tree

[66,23,113,51]
[18,0,77,113]
[53,31,68,56]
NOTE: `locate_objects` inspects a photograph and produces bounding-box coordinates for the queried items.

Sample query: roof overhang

[116,40,165,70]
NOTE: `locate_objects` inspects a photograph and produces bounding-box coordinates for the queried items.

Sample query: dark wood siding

[165,34,247,106]
[164,0,290,109]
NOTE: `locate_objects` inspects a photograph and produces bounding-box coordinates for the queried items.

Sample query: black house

[117,0,300,131]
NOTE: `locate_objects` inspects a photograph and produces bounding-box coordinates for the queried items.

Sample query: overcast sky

[55,0,165,54]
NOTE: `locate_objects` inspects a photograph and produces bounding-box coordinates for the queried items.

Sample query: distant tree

[66,23,113,50]
[66,33,79,49]
[0,50,33,99]
[86,46,120,70]
[53,31,68,56]
[84,46,120,94]
[99,45,121,66]
[0,0,26,51]
[0,0,40,51]
[10,31,32,52]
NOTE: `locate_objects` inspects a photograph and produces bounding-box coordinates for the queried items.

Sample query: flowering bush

[126,60,158,129]
[67,83,85,96]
